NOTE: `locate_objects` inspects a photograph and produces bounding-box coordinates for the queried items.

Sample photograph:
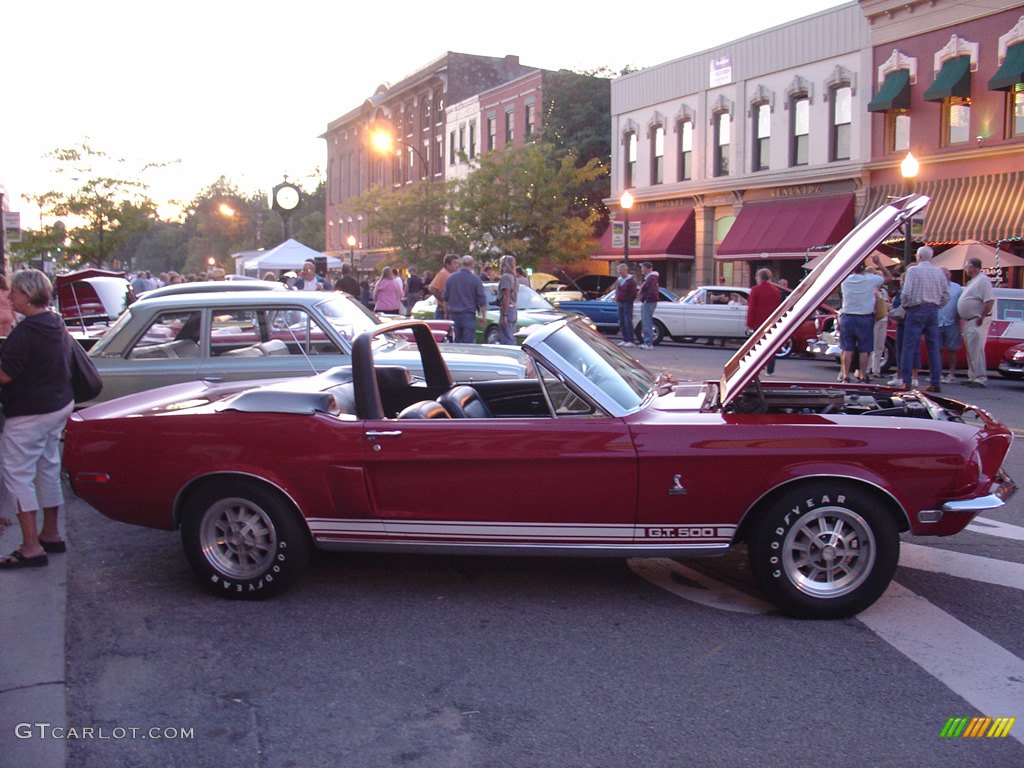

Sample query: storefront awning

[865,171,1024,243]
[715,194,854,260]
[923,55,971,102]
[592,205,695,261]
[867,69,911,112]
[989,42,1024,92]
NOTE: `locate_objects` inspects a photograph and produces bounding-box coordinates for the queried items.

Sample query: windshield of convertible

[540,322,657,411]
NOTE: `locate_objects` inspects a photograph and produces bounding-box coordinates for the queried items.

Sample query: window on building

[469,120,477,158]
[678,120,693,181]
[487,115,497,151]
[449,131,456,165]
[525,102,535,139]
[458,125,465,158]
[433,92,444,126]
[405,102,415,143]
[505,107,515,144]
[625,131,637,188]
[714,112,730,177]
[944,96,971,145]
[421,97,431,132]
[831,86,851,161]
[752,103,770,171]
[433,137,443,177]
[651,125,664,184]
[890,111,911,153]
[791,96,809,166]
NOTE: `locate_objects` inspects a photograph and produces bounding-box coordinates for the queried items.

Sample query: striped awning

[864,171,1024,243]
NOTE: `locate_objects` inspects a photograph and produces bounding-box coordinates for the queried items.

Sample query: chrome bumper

[929,470,1018,519]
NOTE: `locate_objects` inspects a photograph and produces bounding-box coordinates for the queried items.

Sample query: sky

[1,0,849,228]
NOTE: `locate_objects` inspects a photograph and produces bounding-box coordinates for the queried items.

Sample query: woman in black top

[0,270,75,569]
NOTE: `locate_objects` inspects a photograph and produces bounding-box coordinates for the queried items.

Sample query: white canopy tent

[240,239,341,273]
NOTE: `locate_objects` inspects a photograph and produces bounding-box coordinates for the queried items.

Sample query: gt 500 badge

[643,526,732,539]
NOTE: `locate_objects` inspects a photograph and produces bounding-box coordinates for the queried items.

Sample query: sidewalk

[0,519,68,767]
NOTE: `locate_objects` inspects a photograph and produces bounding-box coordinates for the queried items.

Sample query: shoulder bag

[67,334,103,403]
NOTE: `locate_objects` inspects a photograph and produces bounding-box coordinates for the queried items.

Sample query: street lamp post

[620,190,634,264]
[900,151,919,265]
[346,234,356,274]
[371,129,431,261]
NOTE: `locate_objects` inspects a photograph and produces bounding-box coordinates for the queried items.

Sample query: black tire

[634,320,668,346]
[484,325,500,344]
[775,338,794,359]
[748,482,899,619]
[181,479,311,599]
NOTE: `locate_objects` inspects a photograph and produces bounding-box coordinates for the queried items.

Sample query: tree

[542,69,613,225]
[447,142,606,269]
[33,142,167,268]
[349,180,456,270]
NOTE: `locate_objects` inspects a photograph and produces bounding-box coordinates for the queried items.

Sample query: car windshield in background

[314,295,382,341]
[543,322,657,410]
[485,284,555,311]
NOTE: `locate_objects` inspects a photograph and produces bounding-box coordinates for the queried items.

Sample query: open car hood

[719,194,930,409]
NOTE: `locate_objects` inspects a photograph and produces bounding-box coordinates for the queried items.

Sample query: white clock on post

[272,181,301,238]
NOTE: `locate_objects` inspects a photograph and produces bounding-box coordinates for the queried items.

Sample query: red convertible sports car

[63,195,1016,619]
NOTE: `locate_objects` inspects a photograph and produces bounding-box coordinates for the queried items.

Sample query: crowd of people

[838,246,994,391]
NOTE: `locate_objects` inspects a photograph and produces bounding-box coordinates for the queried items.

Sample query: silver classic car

[85,290,531,404]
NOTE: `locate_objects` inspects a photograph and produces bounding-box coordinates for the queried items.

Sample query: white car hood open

[718,194,930,409]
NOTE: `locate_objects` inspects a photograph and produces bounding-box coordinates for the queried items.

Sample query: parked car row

[410,283,594,344]
[559,284,836,359]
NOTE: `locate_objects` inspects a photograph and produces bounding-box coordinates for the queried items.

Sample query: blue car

[553,287,678,334]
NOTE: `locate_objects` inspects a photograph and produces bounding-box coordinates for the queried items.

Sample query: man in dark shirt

[442,256,487,343]
[637,262,660,349]
[334,264,359,296]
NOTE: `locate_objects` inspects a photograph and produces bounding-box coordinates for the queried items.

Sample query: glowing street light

[346,233,356,273]
[900,152,919,264]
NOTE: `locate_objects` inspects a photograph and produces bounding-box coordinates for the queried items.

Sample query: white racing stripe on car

[965,516,1024,541]
[627,558,773,614]
[859,581,1024,744]
[899,542,1024,589]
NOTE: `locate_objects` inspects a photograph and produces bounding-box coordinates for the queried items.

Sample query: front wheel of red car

[748,483,899,619]
[181,480,311,600]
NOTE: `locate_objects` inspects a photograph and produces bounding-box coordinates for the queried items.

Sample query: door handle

[365,430,402,440]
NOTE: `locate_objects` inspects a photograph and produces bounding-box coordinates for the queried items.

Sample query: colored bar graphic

[940,716,1016,738]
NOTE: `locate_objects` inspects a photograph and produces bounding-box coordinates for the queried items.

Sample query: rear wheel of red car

[748,482,899,619]
[181,480,311,600]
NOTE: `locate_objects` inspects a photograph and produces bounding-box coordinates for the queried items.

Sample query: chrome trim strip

[312,539,732,558]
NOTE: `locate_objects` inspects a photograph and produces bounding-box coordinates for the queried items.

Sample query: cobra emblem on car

[669,474,688,495]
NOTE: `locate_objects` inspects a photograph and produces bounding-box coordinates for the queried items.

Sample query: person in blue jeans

[896,246,949,392]
[637,262,660,349]
[614,262,638,347]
